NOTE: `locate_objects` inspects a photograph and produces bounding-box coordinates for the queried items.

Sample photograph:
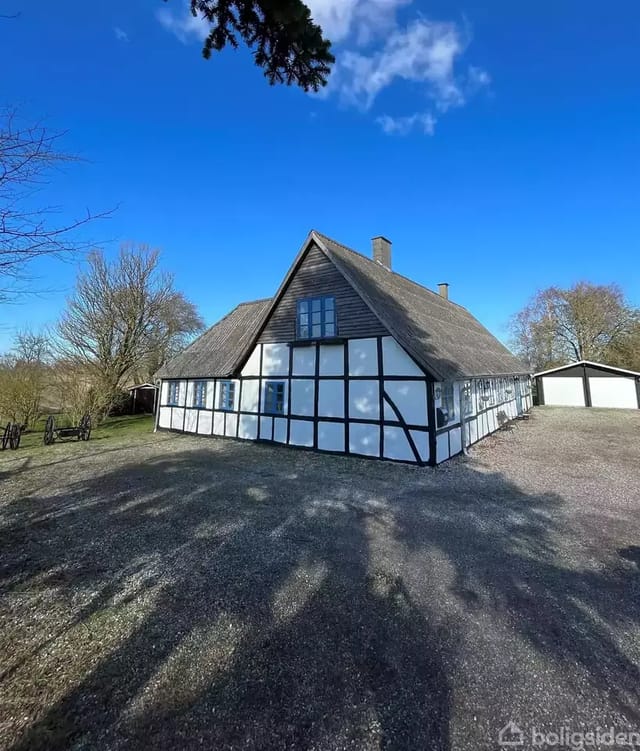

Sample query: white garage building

[535,361,640,409]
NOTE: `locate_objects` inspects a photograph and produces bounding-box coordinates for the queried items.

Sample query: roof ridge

[236,297,273,307]
[312,230,468,311]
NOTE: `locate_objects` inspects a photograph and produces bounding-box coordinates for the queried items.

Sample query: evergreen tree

[177,0,335,91]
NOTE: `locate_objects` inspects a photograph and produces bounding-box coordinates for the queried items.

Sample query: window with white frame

[264,381,285,415]
[296,296,337,339]
[193,380,207,409]
[167,381,180,406]
[219,380,235,411]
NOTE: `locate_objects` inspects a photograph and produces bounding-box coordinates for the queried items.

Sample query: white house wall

[433,375,532,464]
[156,336,531,465]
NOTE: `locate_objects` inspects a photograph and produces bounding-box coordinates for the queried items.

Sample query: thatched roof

[156,231,527,381]
[155,299,270,379]
[314,232,527,380]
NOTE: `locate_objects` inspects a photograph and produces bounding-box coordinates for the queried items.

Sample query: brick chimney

[372,236,391,270]
[438,282,449,300]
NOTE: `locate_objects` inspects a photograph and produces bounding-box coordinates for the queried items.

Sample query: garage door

[542,377,585,406]
[589,377,638,409]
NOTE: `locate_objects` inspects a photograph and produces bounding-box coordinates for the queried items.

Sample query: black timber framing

[158,335,433,463]
[382,390,422,464]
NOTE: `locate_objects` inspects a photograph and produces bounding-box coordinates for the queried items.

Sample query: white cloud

[305,0,411,44]
[329,19,476,112]
[376,112,436,136]
[156,2,209,44]
[154,0,489,137]
[114,26,130,43]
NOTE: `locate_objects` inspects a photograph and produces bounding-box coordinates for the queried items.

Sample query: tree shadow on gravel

[0,441,638,750]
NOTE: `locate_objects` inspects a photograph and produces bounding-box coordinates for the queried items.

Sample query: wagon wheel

[44,415,55,446]
[9,423,21,450]
[1,422,11,451]
[79,413,92,441]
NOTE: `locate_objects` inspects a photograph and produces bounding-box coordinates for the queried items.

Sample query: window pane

[324,297,334,310]
[299,325,309,339]
[298,300,308,314]
[299,313,308,326]
[312,311,322,325]
[312,324,321,337]
[325,323,335,336]
[325,310,334,323]
[311,298,321,312]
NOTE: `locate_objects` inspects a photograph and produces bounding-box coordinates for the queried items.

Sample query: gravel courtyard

[0,407,639,750]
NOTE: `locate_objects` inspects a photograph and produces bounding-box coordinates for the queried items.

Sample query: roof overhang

[534,360,640,378]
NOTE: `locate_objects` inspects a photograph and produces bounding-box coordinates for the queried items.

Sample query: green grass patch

[2,414,155,455]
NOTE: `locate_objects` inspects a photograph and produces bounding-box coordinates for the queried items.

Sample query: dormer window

[296,296,337,339]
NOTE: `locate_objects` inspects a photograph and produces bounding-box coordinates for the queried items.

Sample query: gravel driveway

[0,407,639,750]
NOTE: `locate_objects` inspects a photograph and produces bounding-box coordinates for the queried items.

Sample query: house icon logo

[498,721,525,747]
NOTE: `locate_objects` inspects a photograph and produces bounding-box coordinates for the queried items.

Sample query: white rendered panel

[318,422,345,452]
[348,338,379,376]
[158,407,171,429]
[262,344,289,376]
[290,419,313,447]
[241,346,261,377]
[383,426,414,462]
[384,381,427,426]
[213,412,225,436]
[319,344,344,376]
[349,423,379,457]
[225,413,238,437]
[449,428,462,457]
[238,414,258,440]
[197,411,212,435]
[171,408,184,431]
[292,347,316,376]
[291,379,314,416]
[184,409,198,433]
[436,433,449,463]
[260,416,273,439]
[349,380,379,420]
[273,418,287,443]
[318,380,344,418]
[382,337,423,376]
[410,430,429,463]
[241,379,260,413]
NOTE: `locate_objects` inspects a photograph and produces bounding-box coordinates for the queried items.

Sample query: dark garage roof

[156,231,528,381]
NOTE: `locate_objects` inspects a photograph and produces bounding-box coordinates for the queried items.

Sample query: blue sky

[1,0,639,351]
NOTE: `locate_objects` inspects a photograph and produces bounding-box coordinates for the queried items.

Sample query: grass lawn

[5,414,155,454]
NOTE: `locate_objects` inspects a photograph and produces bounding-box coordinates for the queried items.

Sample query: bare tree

[0,329,51,427]
[0,109,109,294]
[510,282,639,371]
[57,244,204,416]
